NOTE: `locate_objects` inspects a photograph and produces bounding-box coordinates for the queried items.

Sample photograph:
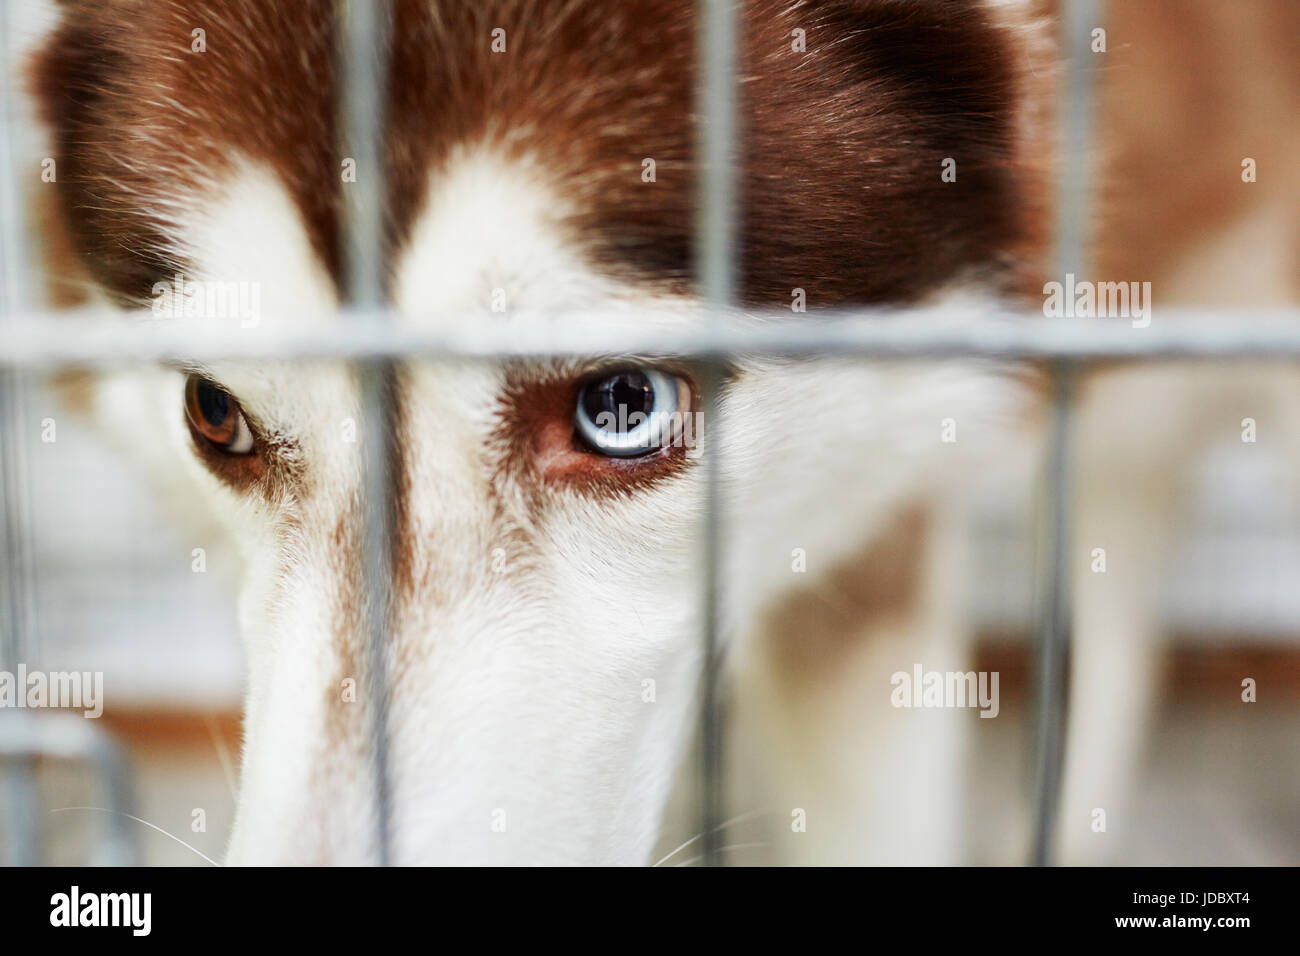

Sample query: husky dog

[29,0,1053,864]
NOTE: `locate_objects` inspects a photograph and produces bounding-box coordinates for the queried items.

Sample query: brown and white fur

[27,0,1054,864]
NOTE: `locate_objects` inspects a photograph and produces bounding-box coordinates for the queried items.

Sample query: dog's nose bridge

[380,389,524,604]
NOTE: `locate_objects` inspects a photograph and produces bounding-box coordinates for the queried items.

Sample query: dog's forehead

[35,0,1031,310]
[36,0,699,305]
[389,146,669,321]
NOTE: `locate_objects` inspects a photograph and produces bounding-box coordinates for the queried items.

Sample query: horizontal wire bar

[5,310,1300,367]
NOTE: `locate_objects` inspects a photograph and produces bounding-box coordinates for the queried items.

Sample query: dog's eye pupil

[184,375,255,456]
[575,368,687,458]
[581,371,654,423]
[197,383,231,429]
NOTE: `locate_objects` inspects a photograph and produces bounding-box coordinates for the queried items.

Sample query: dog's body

[1053,0,1300,863]
[29,0,1055,864]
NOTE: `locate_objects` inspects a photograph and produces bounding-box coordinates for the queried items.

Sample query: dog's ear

[28,3,114,134]
[739,0,1048,306]
[28,1,343,305]
[28,4,175,305]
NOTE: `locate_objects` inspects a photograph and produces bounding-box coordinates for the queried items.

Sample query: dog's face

[32,0,1042,863]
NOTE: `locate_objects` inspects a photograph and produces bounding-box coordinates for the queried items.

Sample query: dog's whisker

[651,807,772,867]
[671,842,771,867]
[50,806,222,866]
[203,714,239,803]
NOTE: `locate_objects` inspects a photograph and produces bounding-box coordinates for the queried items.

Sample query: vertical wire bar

[340,0,394,866]
[1029,368,1073,866]
[1029,0,1102,866]
[695,0,738,867]
[0,0,36,686]
[698,0,738,310]
[0,4,136,868]
[0,2,44,867]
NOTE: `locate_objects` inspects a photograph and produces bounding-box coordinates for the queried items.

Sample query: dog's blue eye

[575,368,688,458]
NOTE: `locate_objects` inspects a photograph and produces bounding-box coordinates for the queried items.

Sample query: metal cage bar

[0,0,41,869]
[1030,0,1104,867]
[10,310,1300,367]
[694,0,739,869]
[0,0,136,866]
[340,0,396,867]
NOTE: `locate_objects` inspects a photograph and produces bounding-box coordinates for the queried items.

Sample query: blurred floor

[2,712,238,866]
[652,644,1300,867]
[967,694,1300,866]
[4,651,1296,864]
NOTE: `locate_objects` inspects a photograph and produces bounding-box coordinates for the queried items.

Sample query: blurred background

[3,0,1299,865]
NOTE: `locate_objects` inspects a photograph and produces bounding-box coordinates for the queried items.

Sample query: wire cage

[2,0,1299,866]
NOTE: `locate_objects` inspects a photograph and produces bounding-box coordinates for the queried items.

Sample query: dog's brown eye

[184,375,255,455]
